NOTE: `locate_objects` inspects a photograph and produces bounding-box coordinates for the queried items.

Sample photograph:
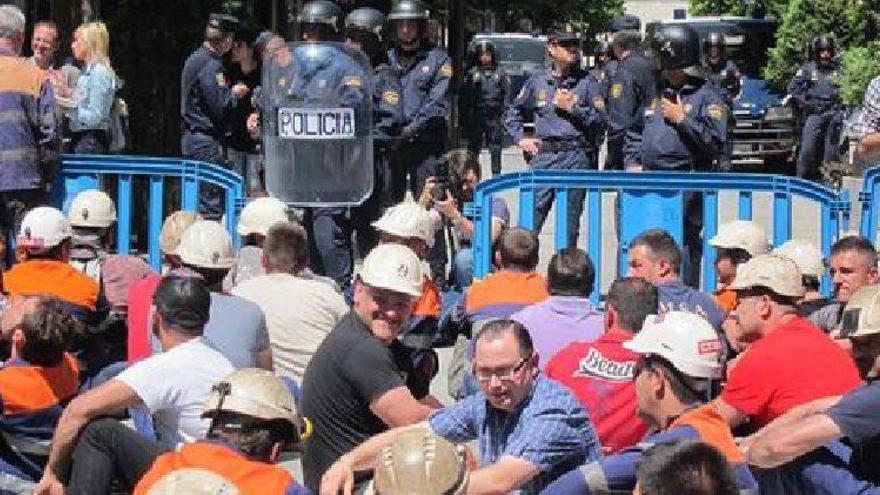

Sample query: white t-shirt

[116,337,234,449]
[232,272,348,381]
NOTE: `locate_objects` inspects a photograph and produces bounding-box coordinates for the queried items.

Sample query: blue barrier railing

[859,165,880,242]
[59,155,244,270]
[472,170,851,306]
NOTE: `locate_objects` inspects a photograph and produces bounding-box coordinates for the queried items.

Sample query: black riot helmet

[344,7,386,64]
[387,0,430,21]
[298,1,343,35]
[811,35,836,59]
[649,23,701,72]
[703,31,725,64]
[475,39,496,55]
[345,7,385,36]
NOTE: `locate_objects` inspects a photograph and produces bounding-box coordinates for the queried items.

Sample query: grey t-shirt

[150,292,270,369]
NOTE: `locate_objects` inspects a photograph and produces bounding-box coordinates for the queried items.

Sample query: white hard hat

[773,239,824,279]
[160,211,203,255]
[730,253,805,298]
[146,468,240,495]
[624,311,722,380]
[360,244,423,297]
[202,368,304,434]
[374,428,468,495]
[18,207,73,250]
[68,189,117,228]
[709,220,769,257]
[840,285,880,338]
[237,197,289,236]
[177,220,235,269]
[372,201,436,247]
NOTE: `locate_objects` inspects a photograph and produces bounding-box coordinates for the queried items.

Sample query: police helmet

[208,13,239,33]
[812,35,835,58]
[298,0,343,32]
[388,0,430,21]
[345,7,385,36]
[649,23,701,71]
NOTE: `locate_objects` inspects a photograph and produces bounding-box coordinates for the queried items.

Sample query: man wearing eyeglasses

[541,311,758,494]
[320,319,599,494]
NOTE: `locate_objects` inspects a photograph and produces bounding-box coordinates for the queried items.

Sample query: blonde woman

[68,21,116,154]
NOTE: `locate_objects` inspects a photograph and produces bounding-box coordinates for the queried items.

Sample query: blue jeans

[453,247,474,291]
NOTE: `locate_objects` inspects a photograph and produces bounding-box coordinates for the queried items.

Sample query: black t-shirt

[226,62,261,152]
[300,311,425,491]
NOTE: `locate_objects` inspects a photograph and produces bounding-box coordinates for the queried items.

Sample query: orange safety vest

[714,287,737,313]
[0,353,79,416]
[465,270,549,316]
[4,260,99,310]
[669,403,745,463]
[134,442,295,495]
[413,276,442,317]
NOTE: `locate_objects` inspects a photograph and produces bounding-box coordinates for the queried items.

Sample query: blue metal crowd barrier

[58,154,244,270]
[859,165,880,242]
[471,170,851,306]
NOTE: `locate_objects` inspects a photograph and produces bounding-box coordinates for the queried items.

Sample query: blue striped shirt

[429,374,601,494]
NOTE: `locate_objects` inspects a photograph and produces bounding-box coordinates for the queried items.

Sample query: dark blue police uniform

[389,41,451,284]
[504,67,606,245]
[277,44,368,289]
[180,44,239,219]
[625,79,727,286]
[461,65,510,175]
[602,59,642,170]
[387,42,452,202]
[352,62,404,256]
[789,60,844,180]
[584,66,609,153]
[707,59,739,171]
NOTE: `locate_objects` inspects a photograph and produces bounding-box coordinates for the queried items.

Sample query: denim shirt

[70,61,115,132]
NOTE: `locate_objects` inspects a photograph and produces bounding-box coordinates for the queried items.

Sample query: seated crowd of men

[0,186,874,495]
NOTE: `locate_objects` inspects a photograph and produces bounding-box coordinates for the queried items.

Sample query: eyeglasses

[474,358,528,382]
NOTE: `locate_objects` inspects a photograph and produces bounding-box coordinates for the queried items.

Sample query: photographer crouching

[416,149,509,292]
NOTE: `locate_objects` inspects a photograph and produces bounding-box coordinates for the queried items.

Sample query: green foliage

[479,0,623,35]
[689,0,787,19]
[838,41,880,106]
[764,0,878,91]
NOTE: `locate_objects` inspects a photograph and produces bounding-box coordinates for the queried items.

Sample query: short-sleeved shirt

[429,374,601,493]
[116,337,235,449]
[545,332,649,454]
[300,311,426,492]
[232,272,348,380]
[203,292,271,369]
[512,296,604,366]
[721,316,861,428]
[827,379,880,483]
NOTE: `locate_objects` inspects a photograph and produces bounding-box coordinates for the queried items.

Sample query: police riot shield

[262,42,373,206]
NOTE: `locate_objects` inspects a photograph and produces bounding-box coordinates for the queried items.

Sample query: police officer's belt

[540,139,591,153]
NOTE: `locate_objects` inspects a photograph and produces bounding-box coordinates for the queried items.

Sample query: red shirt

[126,273,161,362]
[545,331,650,454]
[721,316,861,428]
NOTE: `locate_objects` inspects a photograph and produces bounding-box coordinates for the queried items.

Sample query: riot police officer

[343,7,404,255]
[703,31,739,171]
[283,0,368,290]
[625,24,726,286]
[460,40,510,176]
[504,24,606,245]
[180,14,249,219]
[789,35,844,181]
[387,0,451,283]
[387,0,452,203]
[584,41,614,154]
[605,29,651,170]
